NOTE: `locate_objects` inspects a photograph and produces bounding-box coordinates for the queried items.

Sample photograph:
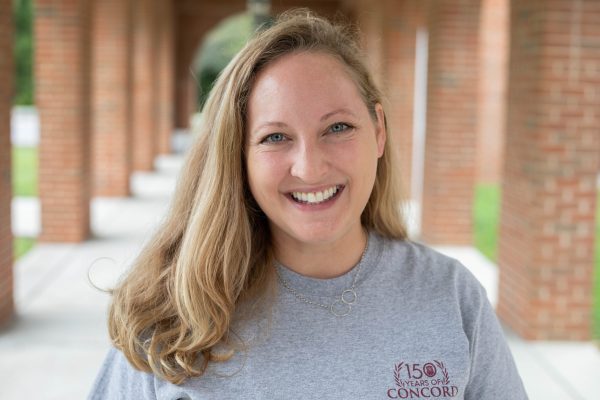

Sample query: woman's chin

[272,222,359,249]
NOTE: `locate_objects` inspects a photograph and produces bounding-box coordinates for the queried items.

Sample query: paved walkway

[1,156,181,399]
[2,152,600,399]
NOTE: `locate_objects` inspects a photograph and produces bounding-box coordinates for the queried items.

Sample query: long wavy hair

[108,8,408,384]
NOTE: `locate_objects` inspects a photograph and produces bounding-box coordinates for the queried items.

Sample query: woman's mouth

[288,185,344,205]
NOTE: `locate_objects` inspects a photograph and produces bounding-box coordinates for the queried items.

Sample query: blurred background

[0,0,599,398]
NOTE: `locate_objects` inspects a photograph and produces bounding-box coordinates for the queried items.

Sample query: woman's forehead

[252,51,357,93]
[247,52,367,128]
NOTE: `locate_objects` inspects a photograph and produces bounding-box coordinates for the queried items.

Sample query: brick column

[353,1,385,88]
[421,0,481,245]
[381,0,422,202]
[271,1,342,20]
[174,21,198,130]
[157,0,175,155]
[0,0,14,327]
[132,0,159,171]
[497,0,600,340]
[92,0,133,196]
[174,51,195,129]
[476,0,508,184]
[35,0,91,242]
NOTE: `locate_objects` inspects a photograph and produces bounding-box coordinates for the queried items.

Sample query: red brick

[380,0,425,202]
[497,0,600,340]
[35,0,91,242]
[132,0,159,171]
[92,0,133,196]
[157,0,175,155]
[0,0,14,327]
[420,0,481,245]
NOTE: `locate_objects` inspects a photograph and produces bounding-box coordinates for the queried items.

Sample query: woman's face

[245,51,386,250]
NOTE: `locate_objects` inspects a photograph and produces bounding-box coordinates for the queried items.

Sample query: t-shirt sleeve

[458,267,529,400]
[87,347,157,400]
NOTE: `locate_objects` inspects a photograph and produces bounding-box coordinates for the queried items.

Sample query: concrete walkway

[2,152,600,399]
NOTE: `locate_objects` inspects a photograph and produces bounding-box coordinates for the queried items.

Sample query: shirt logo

[386,360,459,399]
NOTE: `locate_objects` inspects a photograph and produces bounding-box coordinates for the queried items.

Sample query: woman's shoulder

[378,233,477,276]
[88,347,157,400]
[375,233,488,302]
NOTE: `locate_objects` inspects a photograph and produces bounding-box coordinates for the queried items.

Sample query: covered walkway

[1,1,600,389]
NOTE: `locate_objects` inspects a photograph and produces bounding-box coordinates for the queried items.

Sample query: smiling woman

[245,51,386,278]
[88,9,528,400]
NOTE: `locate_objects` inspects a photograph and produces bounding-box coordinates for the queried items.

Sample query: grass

[11,146,38,259]
[473,184,501,262]
[12,146,38,197]
[473,184,600,340]
[14,237,35,259]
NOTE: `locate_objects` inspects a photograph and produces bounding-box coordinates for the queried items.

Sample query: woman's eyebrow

[251,108,356,137]
[320,108,357,121]
[252,121,289,136]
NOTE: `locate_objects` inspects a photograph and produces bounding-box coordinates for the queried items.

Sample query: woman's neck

[272,227,368,279]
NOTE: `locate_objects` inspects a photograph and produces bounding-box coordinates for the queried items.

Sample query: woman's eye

[329,122,351,133]
[262,133,286,143]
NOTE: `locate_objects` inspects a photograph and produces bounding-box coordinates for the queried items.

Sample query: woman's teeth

[291,185,340,204]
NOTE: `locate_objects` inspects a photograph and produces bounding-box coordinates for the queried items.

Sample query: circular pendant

[341,288,357,305]
[330,299,352,317]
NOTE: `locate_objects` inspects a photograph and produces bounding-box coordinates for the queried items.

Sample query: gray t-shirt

[89,232,528,399]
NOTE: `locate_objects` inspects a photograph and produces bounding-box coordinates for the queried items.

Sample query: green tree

[13,0,34,105]
[194,13,255,109]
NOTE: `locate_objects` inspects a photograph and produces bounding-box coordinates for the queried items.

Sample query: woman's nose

[289,141,329,183]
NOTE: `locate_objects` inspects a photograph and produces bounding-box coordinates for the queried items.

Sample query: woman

[89,9,528,399]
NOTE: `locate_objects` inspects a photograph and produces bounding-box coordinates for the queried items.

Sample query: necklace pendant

[341,288,357,305]
[330,299,352,317]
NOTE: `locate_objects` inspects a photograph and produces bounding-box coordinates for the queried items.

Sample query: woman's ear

[374,103,387,158]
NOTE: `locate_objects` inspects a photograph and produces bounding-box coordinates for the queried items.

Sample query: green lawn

[14,237,35,259]
[474,184,600,339]
[11,146,37,259]
[12,146,37,197]
[474,184,501,262]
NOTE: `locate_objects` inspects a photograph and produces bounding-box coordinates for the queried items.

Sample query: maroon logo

[423,363,436,377]
[387,360,458,399]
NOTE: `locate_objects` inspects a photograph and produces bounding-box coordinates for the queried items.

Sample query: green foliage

[194,13,255,109]
[12,146,38,197]
[473,184,501,262]
[13,0,34,105]
[14,237,35,259]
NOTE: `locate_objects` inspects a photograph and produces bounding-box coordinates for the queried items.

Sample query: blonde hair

[108,8,408,385]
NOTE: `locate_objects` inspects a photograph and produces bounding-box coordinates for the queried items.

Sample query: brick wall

[157,0,175,155]
[35,0,91,242]
[92,0,133,196]
[420,0,481,245]
[498,0,600,340]
[132,0,159,171]
[476,0,508,184]
[0,0,14,327]
[271,0,341,17]
[353,1,385,91]
[380,0,424,203]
